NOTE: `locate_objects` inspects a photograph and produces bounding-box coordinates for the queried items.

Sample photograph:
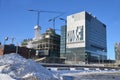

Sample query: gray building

[115,43,120,63]
[66,11,107,64]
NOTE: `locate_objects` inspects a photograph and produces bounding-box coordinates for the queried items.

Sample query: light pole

[3,37,8,54]
[4,37,14,44]
[59,18,67,24]
[4,37,8,44]
[3,37,14,54]
[48,13,65,32]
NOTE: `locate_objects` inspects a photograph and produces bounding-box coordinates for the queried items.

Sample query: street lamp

[4,37,8,44]
[48,13,65,32]
[3,37,14,54]
[3,37,8,54]
[59,18,67,24]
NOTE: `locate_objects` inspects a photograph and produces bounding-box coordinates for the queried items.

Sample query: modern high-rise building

[115,43,120,63]
[66,11,107,64]
[60,25,67,58]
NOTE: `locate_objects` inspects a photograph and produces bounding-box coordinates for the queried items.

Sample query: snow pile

[0,74,15,80]
[0,53,58,80]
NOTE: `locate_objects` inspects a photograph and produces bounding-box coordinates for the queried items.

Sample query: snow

[0,74,15,80]
[1,53,120,80]
[53,69,120,80]
[0,53,58,80]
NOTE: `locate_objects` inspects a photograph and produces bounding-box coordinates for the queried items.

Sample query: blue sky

[0,0,120,60]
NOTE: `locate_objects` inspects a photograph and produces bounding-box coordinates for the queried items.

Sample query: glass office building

[66,11,107,63]
[60,25,67,58]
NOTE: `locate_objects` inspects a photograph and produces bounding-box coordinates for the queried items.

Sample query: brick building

[0,44,36,59]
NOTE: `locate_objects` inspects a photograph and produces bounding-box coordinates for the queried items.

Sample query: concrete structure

[21,28,61,63]
[66,11,107,64]
[33,25,42,41]
[115,43,120,63]
[36,28,60,58]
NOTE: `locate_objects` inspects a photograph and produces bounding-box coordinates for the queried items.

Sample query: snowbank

[0,74,15,80]
[0,53,58,80]
[1,53,119,80]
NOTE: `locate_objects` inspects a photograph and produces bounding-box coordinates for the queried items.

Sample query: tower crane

[28,9,62,27]
[28,9,63,40]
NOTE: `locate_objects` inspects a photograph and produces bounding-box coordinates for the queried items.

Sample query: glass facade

[66,47,86,61]
[60,25,66,57]
[66,11,107,63]
[85,12,107,61]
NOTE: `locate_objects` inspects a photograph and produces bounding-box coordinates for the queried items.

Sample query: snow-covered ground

[53,69,120,80]
[0,53,59,80]
[0,53,120,80]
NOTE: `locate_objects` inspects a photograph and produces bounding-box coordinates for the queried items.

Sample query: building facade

[66,11,107,64]
[21,28,61,63]
[0,44,36,59]
[60,25,67,58]
[36,28,60,58]
[115,43,120,63]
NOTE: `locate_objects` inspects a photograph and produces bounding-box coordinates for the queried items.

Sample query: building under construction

[36,28,60,63]
[21,26,61,63]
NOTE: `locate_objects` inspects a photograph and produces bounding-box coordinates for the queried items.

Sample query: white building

[33,25,42,41]
[66,11,107,63]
